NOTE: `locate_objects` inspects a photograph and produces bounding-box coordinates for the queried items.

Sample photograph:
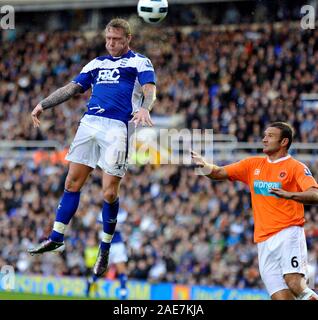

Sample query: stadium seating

[1,3,318,291]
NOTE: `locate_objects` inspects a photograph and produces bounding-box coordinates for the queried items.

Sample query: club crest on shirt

[254,169,260,175]
[278,171,287,179]
[145,58,154,69]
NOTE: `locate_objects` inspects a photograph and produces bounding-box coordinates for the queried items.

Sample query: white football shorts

[257,226,308,296]
[109,242,128,264]
[66,115,128,177]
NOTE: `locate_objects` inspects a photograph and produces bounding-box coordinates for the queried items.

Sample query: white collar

[267,154,291,164]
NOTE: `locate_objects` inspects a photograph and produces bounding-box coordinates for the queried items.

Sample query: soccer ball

[137,0,168,24]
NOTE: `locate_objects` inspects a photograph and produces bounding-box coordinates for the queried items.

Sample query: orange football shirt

[224,155,318,243]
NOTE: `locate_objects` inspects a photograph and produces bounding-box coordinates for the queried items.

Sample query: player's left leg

[270,289,295,300]
[93,117,128,278]
[281,226,318,300]
[93,174,122,277]
[284,273,318,300]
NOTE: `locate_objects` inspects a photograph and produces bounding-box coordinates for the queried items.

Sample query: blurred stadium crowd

[1,1,318,291]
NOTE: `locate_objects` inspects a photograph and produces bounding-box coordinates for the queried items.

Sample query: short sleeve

[223,158,253,184]
[72,59,96,92]
[137,58,156,86]
[295,162,318,191]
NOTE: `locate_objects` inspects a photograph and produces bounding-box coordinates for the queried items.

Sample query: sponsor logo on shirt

[253,180,282,197]
[97,68,120,84]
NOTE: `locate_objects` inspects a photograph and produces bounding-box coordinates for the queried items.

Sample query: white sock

[53,221,67,234]
[297,287,318,300]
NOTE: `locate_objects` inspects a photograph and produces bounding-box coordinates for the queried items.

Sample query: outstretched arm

[31,82,83,128]
[130,83,156,127]
[269,187,318,204]
[191,150,229,180]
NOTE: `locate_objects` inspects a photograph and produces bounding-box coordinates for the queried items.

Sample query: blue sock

[118,273,127,290]
[50,190,80,242]
[100,198,119,251]
[118,273,128,299]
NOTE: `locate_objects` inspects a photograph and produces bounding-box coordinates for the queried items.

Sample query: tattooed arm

[41,82,83,110]
[31,82,83,128]
[130,83,156,127]
[140,83,156,112]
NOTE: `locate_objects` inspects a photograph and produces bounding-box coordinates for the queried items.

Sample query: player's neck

[267,150,289,162]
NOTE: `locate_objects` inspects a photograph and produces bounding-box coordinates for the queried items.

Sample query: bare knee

[64,163,92,192]
[65,175,83,192]
[284,274,306,296]
[271,289,295,300]
[102,174,121,203]
[103,188,119,203]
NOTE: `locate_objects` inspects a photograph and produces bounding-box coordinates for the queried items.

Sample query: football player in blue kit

[28,18,156,280]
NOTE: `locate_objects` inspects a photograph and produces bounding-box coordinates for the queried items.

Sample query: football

[137,0,168,24]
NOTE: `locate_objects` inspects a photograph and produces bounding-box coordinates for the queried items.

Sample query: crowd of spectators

[1,5,318,291]
[3,23,318,144]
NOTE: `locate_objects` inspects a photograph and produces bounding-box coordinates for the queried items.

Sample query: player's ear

[281,137,289,148]
[127,34,132,43]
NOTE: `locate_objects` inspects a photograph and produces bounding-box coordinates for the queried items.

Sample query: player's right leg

[257,230,294,299]
[28,162,93,255]
[28,121,99,255]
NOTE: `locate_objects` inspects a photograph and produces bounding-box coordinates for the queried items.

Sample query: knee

[287,280,300,295]
[103,188,118,203]
[65,176,82,192]
[285,275,304,296]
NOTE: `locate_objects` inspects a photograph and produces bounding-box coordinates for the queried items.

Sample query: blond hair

[105,18,131,37]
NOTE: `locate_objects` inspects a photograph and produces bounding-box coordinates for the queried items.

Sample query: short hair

[105,18,131,37]
[268,122,294,150]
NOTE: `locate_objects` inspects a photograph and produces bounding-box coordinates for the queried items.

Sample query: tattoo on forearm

[41,83,83,110]
[141,85,156,111]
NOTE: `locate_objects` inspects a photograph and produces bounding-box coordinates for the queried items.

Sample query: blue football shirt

[72,50,156,123]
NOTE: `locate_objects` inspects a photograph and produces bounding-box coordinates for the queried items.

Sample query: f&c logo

[97,69,120,84]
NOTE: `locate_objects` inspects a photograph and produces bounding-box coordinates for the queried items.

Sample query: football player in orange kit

[191,122,318,300]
